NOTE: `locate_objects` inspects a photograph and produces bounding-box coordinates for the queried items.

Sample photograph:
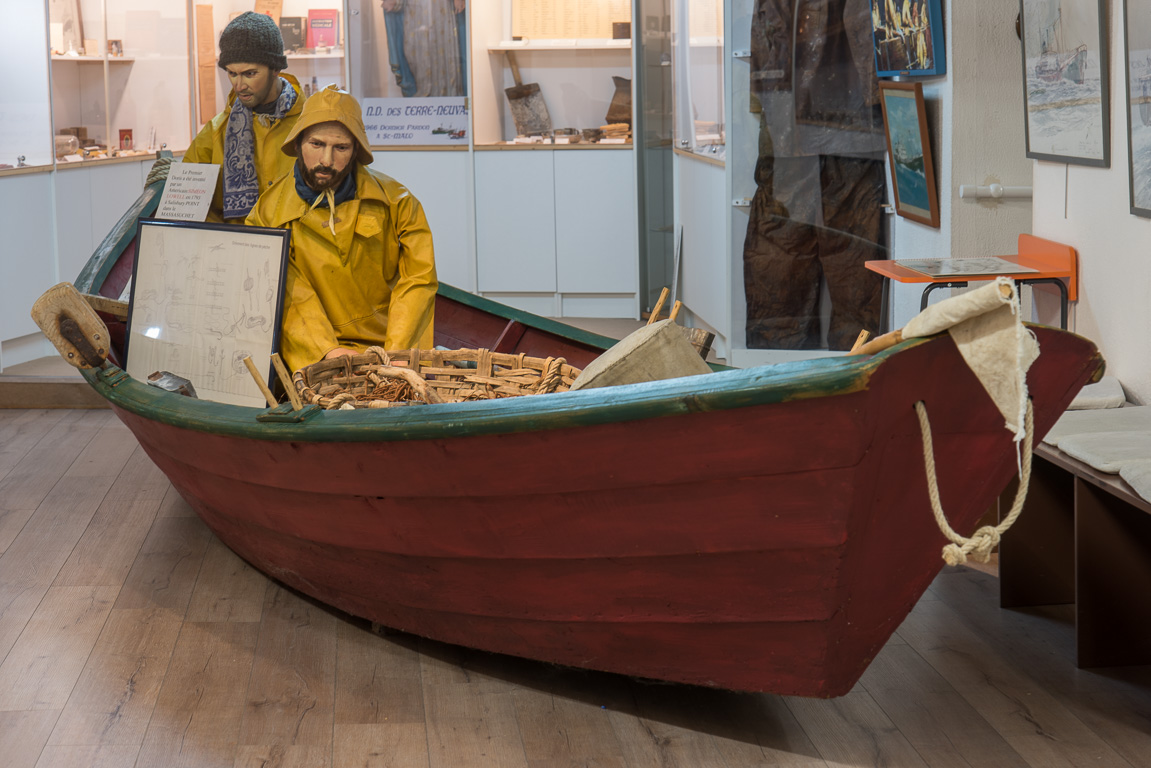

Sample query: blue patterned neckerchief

[222,78,297,220]
[294,162,357,233]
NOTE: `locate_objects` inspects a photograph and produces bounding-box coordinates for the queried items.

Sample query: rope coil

[916,399,1034,566]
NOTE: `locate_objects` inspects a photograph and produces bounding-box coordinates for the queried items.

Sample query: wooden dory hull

[83,322,1102,697]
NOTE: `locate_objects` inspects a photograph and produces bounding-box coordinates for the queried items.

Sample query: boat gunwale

[84,342,900,443]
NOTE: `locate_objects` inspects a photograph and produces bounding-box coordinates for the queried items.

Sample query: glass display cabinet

[48,0,191,164]
[2,3,53,169]
[673,0,723,160]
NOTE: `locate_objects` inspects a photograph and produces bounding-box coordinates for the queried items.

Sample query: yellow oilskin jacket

[246,165,438,373]
[183,73,304,224]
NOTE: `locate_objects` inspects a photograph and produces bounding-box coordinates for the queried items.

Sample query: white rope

[915,399,1034,566]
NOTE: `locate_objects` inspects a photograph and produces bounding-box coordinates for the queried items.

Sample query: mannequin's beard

[299,156,354,192]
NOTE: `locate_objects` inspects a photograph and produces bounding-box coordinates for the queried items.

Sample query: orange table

[865,234,1078,330]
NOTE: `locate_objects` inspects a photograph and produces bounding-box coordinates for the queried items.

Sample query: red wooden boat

[58,179,1102,697]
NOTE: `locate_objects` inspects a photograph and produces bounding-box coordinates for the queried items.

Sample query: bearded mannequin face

[297,122,357,191]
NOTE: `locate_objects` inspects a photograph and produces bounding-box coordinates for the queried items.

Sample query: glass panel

[2,2,52,167]
[737,0,888,351]
[106,0,191,154]
[673,0,723,159]
[636,0,673,311]
[195,1,348,128]
[347,0,470,147]
[470,0,633,146]
[50,0,109,162]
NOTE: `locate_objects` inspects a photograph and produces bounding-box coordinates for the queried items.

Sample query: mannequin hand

[324,347,357,360]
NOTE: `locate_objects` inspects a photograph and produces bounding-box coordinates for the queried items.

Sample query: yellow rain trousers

[246,165,437,373]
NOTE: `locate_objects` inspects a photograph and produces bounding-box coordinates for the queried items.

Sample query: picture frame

[869,0,946,77]
[1123,0,1151,216]
[108,39,123,57]
[123,219,291,408]
[1019,0,1109,167]
[879,81,940,228]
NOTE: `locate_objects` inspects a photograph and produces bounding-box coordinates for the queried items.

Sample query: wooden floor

[1,409,1149,768]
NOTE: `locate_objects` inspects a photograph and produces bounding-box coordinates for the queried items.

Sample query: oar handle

[506,51,523,87]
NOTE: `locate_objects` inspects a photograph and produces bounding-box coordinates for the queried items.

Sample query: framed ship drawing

[879,81,940,228]
[1124,0,1151,216]
[1019,0,1109,167]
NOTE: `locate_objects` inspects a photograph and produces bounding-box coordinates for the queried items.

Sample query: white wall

[1032,2,1151,403]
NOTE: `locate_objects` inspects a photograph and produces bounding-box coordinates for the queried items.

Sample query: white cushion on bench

[1067,375,1126,410]
[1058,431,1151,474]
[1119,461,1151,504]
[1042,405,1151,446]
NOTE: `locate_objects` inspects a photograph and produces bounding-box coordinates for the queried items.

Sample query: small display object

[124,219,291,408]
[1019,0,1109,167]
[280,16,305,52]
[119,129,132,150]
[108,39,123,56]
[869,0,946,77]
[879,81,940,228]
[307,9,339,49]
[1123,0,1151,216]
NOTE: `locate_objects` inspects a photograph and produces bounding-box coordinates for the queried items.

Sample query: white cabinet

[476,147,638,317]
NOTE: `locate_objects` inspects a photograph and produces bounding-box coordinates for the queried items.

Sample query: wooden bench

[998,442,1151,667]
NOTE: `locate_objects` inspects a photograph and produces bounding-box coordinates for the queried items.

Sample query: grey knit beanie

[218,12,287,72]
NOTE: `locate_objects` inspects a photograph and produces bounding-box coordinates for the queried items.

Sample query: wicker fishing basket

[292,346,583,409]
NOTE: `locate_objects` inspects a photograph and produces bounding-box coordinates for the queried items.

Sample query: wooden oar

[241,355,279,408]
[30,283,112,369]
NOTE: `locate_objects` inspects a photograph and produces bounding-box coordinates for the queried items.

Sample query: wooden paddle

[30,283,112,369]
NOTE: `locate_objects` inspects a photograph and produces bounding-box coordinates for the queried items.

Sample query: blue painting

[880,82,939,227]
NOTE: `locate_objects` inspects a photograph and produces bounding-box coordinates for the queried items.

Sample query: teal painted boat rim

[80,339,910,443]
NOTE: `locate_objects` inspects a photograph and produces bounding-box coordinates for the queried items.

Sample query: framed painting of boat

[122,219,291,408]
[1124,0,1151,216]
[879,81,940,228]
[1019,0,1109,167]
[869,0,946,77]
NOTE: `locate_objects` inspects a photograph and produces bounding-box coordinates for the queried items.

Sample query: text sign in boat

[156,163,221,222]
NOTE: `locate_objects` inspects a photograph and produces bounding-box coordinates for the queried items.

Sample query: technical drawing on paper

[126,224,287,408]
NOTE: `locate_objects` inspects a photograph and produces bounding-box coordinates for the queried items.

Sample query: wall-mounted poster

[1020,0,1109,167]
[880,81,940,228]
[1124,0,1151,216]
[123,220,290,408]
[869,0,946,77]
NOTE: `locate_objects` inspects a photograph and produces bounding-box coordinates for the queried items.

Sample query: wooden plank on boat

[29,283,111,370]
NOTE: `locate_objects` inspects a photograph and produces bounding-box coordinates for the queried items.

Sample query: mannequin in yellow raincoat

[246,86,437,372]
[183,12,304,223]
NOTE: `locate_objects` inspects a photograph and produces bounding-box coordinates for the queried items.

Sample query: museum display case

[2,2,53,169]
[48,0,191,164]
[673,0,724,159]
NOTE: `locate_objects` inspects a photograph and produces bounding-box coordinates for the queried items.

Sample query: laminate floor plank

[48,607,183,748]
[0,585,118,710]
[335,622,424,726]
[332,722,429,768]
[0,410,103,555]
[156,484,195,518]
[0,410,67,486]
[233,744,331,767]
[111,516,212,614]
[784,691,930,767]
[512,684,628,768]
[184,536,268,623]
[34,744,140,768]
[930,569,1151,768]
[859,643,1030,768]
[0,709,60,768]
[421,680,528,768]
[237,585,338,750]
[898,575,1136,768]
[135,621,260,768]
[54,445,169,588]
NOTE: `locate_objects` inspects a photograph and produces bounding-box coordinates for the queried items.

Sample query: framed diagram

[123,219,291,408]
[879,81,940,228]
[1124,0,1151,216]
[869,0,946,77]
[1019,0,1109,167]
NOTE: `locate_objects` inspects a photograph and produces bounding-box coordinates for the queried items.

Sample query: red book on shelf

[306,9,338,49]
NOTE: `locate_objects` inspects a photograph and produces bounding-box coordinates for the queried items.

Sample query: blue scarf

[294,162,357,232]
[222,78,297,220]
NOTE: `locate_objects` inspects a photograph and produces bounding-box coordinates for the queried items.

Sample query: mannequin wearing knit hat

[179,12,304,223]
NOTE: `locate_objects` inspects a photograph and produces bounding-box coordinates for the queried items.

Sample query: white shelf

[286,51,345,59]
[51,54,135,63]
[489,40,631,52]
